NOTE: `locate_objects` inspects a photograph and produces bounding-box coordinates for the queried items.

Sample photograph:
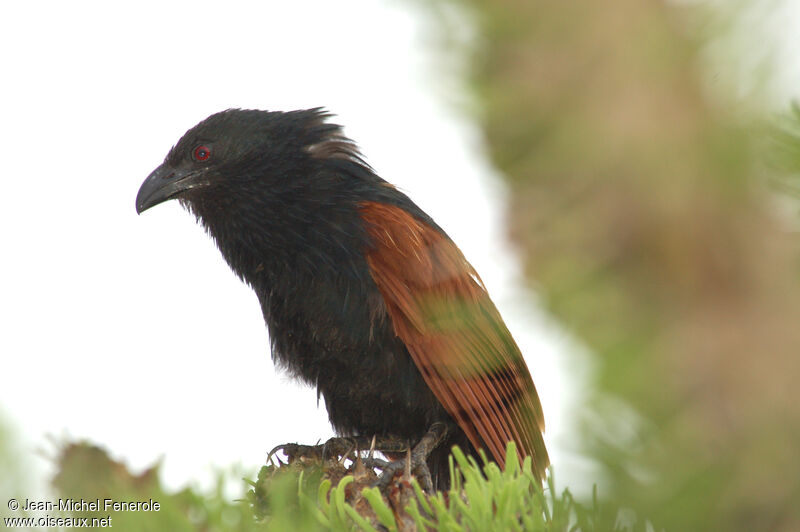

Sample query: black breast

[258,257,447,440]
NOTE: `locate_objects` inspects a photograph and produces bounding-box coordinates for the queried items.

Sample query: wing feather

[360,201,548,478]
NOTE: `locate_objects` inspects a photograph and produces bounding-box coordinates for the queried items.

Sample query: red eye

[193,145,211,161]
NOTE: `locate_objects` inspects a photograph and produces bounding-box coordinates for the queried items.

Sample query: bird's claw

[374,422,447,493]
[268,437,356,465]
[268,434,411,466]
[374,451,435,493]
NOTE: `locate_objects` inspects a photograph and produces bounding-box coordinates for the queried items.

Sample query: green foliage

[35,440,624,531]
[246,441,621,531]
[0,414,27,504]
[404,444,613,532]
[50,441,267,531]
[769,102,800,186]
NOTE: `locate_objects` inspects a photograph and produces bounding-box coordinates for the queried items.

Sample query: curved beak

[136,163,206,214]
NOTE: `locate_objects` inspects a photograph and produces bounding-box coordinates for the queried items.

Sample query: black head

[135,108,366,214]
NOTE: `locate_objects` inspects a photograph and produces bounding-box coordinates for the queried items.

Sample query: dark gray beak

[136,163,206,214]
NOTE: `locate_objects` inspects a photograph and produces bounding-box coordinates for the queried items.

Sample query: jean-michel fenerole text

[21,498,160,512]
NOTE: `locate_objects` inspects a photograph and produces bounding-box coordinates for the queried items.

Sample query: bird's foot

[374,422,448,494]
[268,437,353,465]
[268,435,410,466]
[268,427,448,493]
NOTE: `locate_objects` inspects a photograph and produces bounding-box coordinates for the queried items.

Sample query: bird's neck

[185,184,368,291]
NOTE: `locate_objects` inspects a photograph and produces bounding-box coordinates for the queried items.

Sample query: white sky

[0,0,585,494]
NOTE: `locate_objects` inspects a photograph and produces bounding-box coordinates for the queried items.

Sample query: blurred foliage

[0,414,27,507]
[0,439,622,531]
[770,102,800,185]
[51,441,266,531]
[423,0,800,530]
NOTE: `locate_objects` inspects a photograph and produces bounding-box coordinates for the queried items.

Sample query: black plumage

[136,108,548,489]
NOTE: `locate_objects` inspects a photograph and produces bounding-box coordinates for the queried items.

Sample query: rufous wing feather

[360,201,549,479]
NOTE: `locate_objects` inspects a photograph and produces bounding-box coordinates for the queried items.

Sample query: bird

[136,108,548,490]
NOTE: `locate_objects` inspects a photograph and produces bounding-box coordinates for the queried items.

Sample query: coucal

[136,109,548,489]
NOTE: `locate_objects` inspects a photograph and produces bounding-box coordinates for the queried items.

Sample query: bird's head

[136,108,363,215]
